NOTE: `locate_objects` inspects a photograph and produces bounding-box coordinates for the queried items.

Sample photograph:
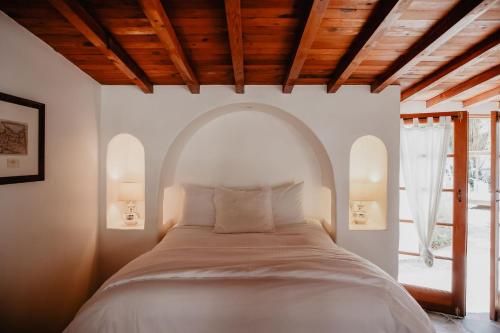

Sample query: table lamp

[350,181,378,225]
[118,181,144,226]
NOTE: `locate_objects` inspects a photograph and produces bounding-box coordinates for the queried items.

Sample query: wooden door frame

[400,111,468,316]
[491,111,499,320]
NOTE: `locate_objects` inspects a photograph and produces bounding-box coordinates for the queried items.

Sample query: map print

[0,120,28,155]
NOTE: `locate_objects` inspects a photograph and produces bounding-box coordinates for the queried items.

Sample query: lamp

[118,181,144,226]
[350,181,378,225]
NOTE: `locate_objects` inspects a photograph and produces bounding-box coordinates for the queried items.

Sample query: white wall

[100,84,401,280]
[402,100,498,114]
[0,13,99,333]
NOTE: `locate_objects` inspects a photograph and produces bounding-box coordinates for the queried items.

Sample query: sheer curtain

[400,116,452,267]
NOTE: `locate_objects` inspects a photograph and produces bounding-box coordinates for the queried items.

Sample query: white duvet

[65,222,434,333]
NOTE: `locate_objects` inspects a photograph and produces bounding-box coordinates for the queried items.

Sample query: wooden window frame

[491,111,499,320]
[399,111,468,316]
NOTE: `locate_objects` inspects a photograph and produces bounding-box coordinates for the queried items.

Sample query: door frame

[491,111,499,320]
[400,111,468,316]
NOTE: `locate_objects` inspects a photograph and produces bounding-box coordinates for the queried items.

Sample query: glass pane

[469,155,491,207]
[432,225,453,258]
[447,122,454,154]
[399,223,453,258]
[399,190,412,220]
[400,190,454,224]
[469,118,490,153]
[443,157,454,189]
[399,222,418,253]
[398,254,452,291]
[400,166,405,188]
[437,191,453,224]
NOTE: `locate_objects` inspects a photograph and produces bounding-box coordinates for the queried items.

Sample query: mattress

[65,221,434,333]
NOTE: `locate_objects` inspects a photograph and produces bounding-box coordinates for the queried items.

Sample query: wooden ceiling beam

[426,64,500,108]
[224,0,244,94]
[48,0,153,93]
[283,0,330,94]
[327,0,410,93]
[402,28,500,101]
[462,86,500,107]
[139,0,200,94]
[371,0,497,94]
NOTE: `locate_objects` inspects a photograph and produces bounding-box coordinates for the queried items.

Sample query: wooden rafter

[402,28,500,101]
[426,64,500,107]
[283,0,330,94]
[48,0,153,93]
[139,0,200,94]
[224,0,244,93]
[327,0,410,93]
[371,0,497,94]
[463,86,500,107]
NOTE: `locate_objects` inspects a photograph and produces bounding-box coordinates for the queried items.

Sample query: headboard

[158,103,335,237]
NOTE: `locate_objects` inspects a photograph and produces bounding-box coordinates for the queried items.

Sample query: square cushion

[178,184,215,226]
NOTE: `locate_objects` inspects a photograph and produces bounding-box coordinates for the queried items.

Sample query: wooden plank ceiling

[1,0,499,106]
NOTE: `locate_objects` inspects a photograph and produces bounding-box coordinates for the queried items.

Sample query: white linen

[179,184,215,226]
[176,182,304,227]
[65,222,434,333]
[213,186,274,233]
[400,117,451,267]
[272,181,305,225]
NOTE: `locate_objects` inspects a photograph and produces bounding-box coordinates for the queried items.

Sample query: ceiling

[0,0,499,107]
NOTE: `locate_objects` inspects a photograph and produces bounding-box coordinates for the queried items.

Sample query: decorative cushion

[213,187,274,233]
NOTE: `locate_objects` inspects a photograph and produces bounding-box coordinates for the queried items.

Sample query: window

[398,112,468,316]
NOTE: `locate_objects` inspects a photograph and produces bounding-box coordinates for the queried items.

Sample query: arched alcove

[106,134,145,230]
[158,103,336,238]
[349,135,388,230]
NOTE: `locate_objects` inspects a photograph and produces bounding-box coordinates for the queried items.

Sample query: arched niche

[349,135,388,230]
[106,134,145,230]
[158,103,336,238]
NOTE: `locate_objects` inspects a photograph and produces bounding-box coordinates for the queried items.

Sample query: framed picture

[0,92,45,185]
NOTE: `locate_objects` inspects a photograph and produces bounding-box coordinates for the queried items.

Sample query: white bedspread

[65,222,434,333]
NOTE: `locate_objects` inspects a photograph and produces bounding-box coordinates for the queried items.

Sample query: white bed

[65,220,434,333]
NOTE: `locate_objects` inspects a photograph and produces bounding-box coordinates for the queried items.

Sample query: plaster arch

[158,103,336,238]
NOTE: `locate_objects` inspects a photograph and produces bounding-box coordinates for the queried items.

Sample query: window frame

[399,111,468,316]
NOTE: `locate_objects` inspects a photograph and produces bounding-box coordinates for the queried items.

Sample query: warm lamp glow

[118,182,145,202]
[349,135,387,230]
[350,181,379,201]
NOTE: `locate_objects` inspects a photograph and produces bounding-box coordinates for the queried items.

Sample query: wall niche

[106,134,145,230]
[349,135,387,230]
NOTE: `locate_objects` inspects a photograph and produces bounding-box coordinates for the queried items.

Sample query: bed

[65,220,434,333]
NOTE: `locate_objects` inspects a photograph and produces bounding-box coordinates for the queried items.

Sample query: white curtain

[400,116,452,267]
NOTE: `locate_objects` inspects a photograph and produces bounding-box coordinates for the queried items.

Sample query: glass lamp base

[123,212,139,226]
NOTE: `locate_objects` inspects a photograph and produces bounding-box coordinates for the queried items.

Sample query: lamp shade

[118,182,145,201]
[350,181,379,201]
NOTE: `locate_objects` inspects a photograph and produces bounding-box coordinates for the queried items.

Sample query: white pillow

[178,184,215,226]
[213,187,274,233]
[272,181,305,225]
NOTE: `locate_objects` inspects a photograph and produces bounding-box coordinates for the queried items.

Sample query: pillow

[178,184,215,226]
[213,187,274,233]
[272,181,305,225]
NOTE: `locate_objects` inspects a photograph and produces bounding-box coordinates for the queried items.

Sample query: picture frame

[0,92,45,185]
